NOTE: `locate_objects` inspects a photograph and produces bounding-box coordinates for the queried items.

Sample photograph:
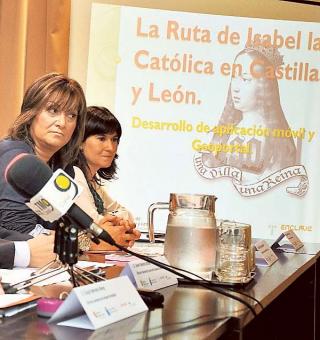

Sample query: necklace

[88,182,104,215]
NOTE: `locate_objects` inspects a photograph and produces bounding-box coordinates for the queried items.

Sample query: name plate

[48,276,148,330]
[255,240,278,267]
[272,229,304,252]
[283,229,304,250]
[121,256,178,290]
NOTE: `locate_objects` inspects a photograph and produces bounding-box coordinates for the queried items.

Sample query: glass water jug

[148,193,217,278]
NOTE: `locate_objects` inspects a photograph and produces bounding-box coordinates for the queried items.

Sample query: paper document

[0,293,39,317]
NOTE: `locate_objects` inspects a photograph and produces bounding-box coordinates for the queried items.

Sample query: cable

[68,265,78,287]
[127,242,263,311]
[109,243,258,316]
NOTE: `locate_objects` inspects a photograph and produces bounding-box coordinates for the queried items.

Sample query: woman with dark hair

[203,44,296,180]
[74,106,140,249]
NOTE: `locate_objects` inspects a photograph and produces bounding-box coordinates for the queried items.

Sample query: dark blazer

[0,139,75,234]
[0,227,32,269]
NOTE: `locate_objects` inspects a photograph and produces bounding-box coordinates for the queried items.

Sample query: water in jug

[148,193,217,279]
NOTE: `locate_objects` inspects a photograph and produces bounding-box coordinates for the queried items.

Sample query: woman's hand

[92,214,141,250]
[115,217,141,247]
[99,214,122,227]
[101,214,141,242]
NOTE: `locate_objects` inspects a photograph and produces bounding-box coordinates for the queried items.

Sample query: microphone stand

[29,222,65,277]
[10,218,164,307]
[3,217,104,293]
[54,216,105,288]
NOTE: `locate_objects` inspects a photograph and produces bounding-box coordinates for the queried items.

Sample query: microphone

[5,154,116,246]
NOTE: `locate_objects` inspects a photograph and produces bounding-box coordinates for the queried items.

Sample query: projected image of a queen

[194,39,309,197]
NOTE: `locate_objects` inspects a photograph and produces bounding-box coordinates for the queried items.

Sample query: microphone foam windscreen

[6,154,53,198]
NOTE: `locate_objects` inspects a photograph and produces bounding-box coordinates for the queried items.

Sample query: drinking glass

[215,220,252,283]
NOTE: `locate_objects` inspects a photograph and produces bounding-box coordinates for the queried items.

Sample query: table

[1,244,319,339]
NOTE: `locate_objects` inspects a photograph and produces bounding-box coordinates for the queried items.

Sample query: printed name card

[121,256,178,290]
[48,276,148,330]
[255,240,278,267]
[271,229,304,252]
[283,229,304,250]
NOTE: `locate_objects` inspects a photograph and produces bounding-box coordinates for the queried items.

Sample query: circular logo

[40,198,50,207]
[54,174,71,192]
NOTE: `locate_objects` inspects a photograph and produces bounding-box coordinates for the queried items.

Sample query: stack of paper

[0,294,39,317]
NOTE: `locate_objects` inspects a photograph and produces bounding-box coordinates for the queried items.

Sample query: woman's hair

[76,106,122,184]
[8,72,87,168]
[218,48,283,127]
[203,47,296,172]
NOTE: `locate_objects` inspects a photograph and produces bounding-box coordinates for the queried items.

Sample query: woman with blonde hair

[0,73,86,234]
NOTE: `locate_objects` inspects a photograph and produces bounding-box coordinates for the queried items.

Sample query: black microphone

[5,154,116,246]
